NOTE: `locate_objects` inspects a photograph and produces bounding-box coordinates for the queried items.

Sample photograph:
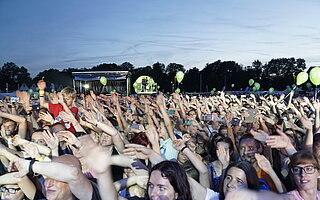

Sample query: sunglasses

[291,165,318,175]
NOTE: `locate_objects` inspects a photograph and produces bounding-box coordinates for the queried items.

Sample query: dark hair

[130,132,152,148]
[219,161,259,200]
[209,137,234,162]
[146,161,192,200]
[239,134,262,150]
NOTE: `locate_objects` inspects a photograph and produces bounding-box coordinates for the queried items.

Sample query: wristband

[40,95,45,98]
[29,158,36,176]
[181,145,188,152]
[39,90,45,95]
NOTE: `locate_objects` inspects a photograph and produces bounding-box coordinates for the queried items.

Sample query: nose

[45,178,54,188]
[227,179,236,189]
[150,187,159,199]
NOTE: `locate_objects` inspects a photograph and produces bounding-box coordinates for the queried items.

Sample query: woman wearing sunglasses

[287,151,320,200]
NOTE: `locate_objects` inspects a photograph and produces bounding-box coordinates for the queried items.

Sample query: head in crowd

[220,161,259,200]
[146,160,192,200]
[209,137,234,162]
[289,151,319,192]
[239,134,263,164]
[31,129,46,146]
[45,155,82,200]
[0,184,24,200]
[130,132,152,148]
[61,87,76,107]
[2,119,17,137]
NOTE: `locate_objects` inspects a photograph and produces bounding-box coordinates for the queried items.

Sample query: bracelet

[180,145,188,152]
[29,158,36,176]
[39,90,45,95]
[40,95,44,98]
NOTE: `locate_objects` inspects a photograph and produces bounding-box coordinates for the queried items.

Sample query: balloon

[254,82,260,91]
[33,93,39,98]
[249,79,254,86]
[36,87,39,91]
[176,71,184,83]
[296,72,308,85]
[252,87,257,92]
[157,86,160,89]
[175,88,181,93]
[100,76,107,86]
[269,87,274,94]
[28,89,33,94]
[231,84,235,88]
[309,67,320,86]
[306,82,312,88]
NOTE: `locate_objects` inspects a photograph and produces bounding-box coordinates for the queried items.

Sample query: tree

[33,69,73,91]
[0,62,32,91]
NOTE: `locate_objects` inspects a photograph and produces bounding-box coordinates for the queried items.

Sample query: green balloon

[175,88,181,93]
[249,79,254,86]
[176,71,184,83]
[28,89,33,94]
[231,84,235,88]
[252,87,257,92]
[100,76,107,86]
[269,87,274,94]
[309,67,320,86]
[296,71,308,85]
[33,93,39,98]
[254,82,260,91]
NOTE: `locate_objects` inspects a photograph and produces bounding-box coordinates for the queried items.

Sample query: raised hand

[79,135,111,174]
[42,129,59,150]
[249,129,269,143]
[172,139,186,152]
[38,110,54,124]
[255,153,272,173]
[21,142,41,159]
[266,129,290,149]
[123,143,152,160]
[217,145,230,168]
[135,175,149,189]
[58,131,81,147]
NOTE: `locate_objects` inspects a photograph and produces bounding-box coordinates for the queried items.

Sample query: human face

[63,96,74,107]
[99,133,113,147]
[239,139,259,163]
[45,178,73,200]
[292,164,319,191]
[223,167,248,196]
[31,131,46,146]
[148,170,178,200]
[217,141,230,153]
[2,121,16,136]
[0,184,24,200]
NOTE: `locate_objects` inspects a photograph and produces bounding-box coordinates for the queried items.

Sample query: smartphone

[277,118,284,125]
[184,121,193,126]
[10,97,19,102]
[131,124,140,129]
[168,110,176,115]
[231,118,241,126]
[32,103,40,111]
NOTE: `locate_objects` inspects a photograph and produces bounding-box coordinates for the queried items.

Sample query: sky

[0,0,320,77]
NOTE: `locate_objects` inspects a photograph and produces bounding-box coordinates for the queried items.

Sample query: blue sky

[0,0,319,77]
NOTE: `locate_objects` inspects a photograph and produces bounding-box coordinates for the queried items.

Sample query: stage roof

[72,71,130,81]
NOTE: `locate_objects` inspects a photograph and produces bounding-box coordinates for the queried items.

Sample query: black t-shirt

[72,180,102,200]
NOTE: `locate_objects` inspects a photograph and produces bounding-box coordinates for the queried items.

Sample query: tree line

[0,57,307,93]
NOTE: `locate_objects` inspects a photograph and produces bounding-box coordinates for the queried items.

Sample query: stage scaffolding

[72,71,131,95]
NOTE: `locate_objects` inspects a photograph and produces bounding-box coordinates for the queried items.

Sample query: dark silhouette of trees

[1,57,308,93]
[0,62,32,91]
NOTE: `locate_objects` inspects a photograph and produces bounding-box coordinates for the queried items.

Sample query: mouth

[300,179,310,184]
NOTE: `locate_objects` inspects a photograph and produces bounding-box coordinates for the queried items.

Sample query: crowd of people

[0,78,320,200]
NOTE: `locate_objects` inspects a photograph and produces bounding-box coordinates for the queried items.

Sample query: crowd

[0,79,319,200]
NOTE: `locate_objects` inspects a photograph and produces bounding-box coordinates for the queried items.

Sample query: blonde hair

[61,87,76,99]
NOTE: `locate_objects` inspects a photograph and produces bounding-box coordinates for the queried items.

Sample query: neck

[298,188,317,200]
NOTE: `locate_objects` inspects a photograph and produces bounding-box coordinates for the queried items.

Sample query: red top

[48,103,79,133]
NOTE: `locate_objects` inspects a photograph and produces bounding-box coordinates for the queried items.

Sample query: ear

[175,192,179,200]
[257,143,263,154]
